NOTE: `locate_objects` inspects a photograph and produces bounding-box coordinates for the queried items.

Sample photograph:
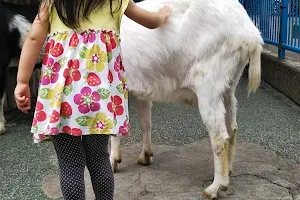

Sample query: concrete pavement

[44,140,300,200]
[1,75,300,199]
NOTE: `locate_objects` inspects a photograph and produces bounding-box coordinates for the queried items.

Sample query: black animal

[0,1,41,134]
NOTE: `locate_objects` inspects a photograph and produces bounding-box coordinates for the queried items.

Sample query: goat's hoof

[203,185,219,199]
[110,157,122,173]
[136,151,153,166]
[203,191,217,200]
[229,170,232,176]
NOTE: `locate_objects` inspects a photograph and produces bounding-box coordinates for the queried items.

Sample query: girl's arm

[17,2,50,85]
[124,0,172,29]
[14,2,49,114]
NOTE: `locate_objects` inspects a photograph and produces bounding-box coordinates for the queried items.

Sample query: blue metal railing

[239,0,300,59]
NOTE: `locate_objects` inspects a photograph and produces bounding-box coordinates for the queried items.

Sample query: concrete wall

[261,49,300,105]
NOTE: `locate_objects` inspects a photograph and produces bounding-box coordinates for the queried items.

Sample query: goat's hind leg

[136,99,153,165]
[110,99,153,171]
[110,135,122,172]
[196,86,230,199]
[224,90,238,175]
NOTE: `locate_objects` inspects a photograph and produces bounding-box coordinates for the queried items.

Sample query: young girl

[14,0,171,199]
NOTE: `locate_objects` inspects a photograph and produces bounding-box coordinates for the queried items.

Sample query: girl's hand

[125,0,172,29]
[158,6,172,24]
[14,83,31,114]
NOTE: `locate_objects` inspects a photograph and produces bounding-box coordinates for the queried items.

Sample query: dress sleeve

[116,0,130,33]
[121,0,130,16]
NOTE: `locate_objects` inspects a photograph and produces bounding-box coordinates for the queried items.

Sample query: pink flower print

[81,29,96,44]
[123,81,128,90]
[41,58,61,85]
[74,86,101,114]
[107,96,124,118]
[114,55,124,81]
[119,119,130,136]
[96,121,105,129]
[92,54,100,63]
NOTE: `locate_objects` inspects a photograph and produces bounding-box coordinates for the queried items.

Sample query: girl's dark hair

[40,0,122,30]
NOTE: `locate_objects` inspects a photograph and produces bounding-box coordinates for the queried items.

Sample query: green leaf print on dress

[63,85,73,96]
[38,88,51,99]
[97,88,110,99]
[75,116,91,126]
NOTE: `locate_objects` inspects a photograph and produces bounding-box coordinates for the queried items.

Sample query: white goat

[110,0,263,199]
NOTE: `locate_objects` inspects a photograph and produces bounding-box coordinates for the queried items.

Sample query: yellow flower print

[85,44,106,72]
[55,32,68,41]
[122,77,128,99]
[87,112,113,134]
[48,83,64,108]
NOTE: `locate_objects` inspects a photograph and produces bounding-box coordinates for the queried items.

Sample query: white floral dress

[31,29,130,143]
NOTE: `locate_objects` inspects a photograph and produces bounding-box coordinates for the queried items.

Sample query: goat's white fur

[9,14,31,49]
[8,15,44,69]
[110,0,263,198]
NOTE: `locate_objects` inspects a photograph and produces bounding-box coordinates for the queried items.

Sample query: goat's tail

[247,42,262,95]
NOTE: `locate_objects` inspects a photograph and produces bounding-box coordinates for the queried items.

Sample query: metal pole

[279,0,288,59]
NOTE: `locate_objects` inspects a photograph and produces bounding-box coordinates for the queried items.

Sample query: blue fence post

[278,0,288,59]
[259,0,263,35]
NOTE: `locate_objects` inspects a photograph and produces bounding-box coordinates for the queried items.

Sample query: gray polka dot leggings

[52,133,114,200]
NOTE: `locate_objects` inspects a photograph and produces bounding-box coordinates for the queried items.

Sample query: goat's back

[120,0,263,102]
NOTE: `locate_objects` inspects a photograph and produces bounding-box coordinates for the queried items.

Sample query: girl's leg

[82,135,114,200]
[52,133,86,200]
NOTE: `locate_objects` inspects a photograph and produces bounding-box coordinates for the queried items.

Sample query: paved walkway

[1,76,300,199]
[44,140,300,200]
